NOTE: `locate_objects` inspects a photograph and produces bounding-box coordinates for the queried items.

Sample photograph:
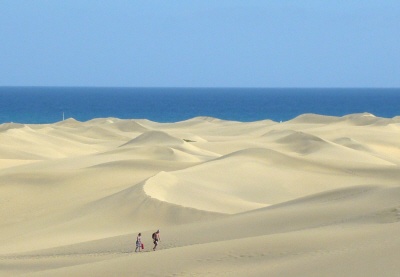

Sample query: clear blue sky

[0,0,399,88]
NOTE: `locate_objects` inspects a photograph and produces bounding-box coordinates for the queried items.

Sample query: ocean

[0,87,399,124]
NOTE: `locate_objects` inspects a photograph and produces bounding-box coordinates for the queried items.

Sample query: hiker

[152,229,161,251]
[135,233,142,252]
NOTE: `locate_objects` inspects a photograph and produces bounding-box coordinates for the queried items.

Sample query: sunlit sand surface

[1,113,400,276]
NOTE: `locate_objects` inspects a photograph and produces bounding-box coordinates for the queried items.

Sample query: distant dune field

[1,114,400,276]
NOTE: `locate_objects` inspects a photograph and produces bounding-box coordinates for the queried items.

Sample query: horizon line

[1,86,400,89]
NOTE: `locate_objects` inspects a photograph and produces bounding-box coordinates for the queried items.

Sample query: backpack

[152,232,156,240]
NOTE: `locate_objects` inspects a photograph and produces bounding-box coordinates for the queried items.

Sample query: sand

[0,113,400,276]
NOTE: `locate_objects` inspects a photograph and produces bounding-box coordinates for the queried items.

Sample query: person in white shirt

[135,233,142,252]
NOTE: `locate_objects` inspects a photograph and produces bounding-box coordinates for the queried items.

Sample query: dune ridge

[1,114,400,276]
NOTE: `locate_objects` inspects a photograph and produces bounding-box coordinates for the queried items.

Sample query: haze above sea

[0,87,399,124]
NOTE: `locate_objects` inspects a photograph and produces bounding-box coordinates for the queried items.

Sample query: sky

[0,0,399,88]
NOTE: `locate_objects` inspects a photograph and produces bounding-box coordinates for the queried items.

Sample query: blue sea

[0,87,399,124]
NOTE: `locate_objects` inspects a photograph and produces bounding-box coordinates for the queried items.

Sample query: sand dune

[122,130,184,146]
[1,114,400,276]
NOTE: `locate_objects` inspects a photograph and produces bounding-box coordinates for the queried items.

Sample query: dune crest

[121,130,184,147]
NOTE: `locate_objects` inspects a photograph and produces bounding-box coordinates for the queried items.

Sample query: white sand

[1,113,400,276]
